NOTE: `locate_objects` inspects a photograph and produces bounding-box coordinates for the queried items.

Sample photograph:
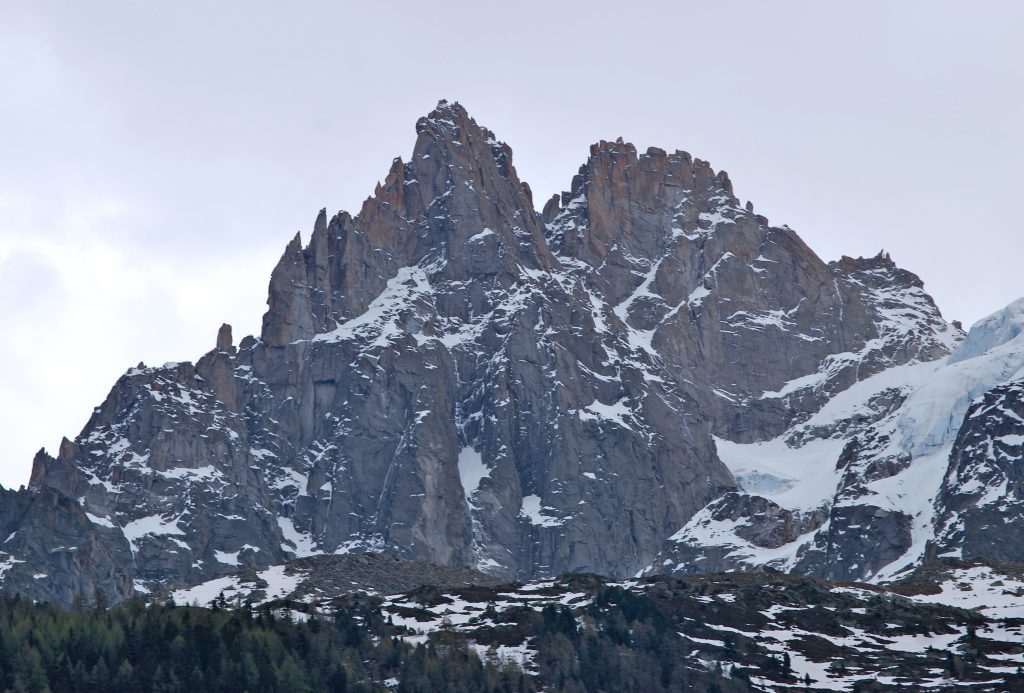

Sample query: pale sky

[1,1,1021,489]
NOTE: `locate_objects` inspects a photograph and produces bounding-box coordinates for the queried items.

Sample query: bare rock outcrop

[10,100,975,604]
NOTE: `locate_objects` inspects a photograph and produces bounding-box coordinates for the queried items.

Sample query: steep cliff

[7,101,992,605]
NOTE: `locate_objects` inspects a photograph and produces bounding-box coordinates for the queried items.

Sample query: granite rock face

[543,144,958,443]
[935,378,1024,561]
[0,480,133,605]
[8,100,1011,605]
[646,296,1024,584]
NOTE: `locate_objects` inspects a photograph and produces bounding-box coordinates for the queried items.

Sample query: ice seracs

[949,296,1024,364]
[648,294,1024,584]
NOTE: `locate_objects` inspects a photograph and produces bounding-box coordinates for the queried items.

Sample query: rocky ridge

[170,553,506,606]
[649,296,1024,583]
[5,100,1021,610]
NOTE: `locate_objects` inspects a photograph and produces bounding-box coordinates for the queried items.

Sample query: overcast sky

[1,1,1021,489]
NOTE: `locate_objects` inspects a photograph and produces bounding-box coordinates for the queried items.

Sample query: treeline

[530,588,749,693]
[0,586,746,692]
[0,596,527,692]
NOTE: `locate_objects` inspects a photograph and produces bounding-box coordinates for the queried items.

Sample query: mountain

[648,297,1024,581]
[3,100,1021,611]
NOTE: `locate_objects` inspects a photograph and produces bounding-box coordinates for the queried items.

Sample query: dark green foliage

[539,604,578,641]
[0,584,750,692]
[0,596,528,692]
[526,586,748,693]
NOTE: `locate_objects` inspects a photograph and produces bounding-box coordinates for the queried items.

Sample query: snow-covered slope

[649,298,1024,583]
[949,297,1024,364]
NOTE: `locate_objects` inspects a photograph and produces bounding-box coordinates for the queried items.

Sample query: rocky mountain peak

[6,100,994,608]
[215,323,233,352]
[830,249,898,275]
[829,249,963,363]
[412,100,500,159]
[416,99,473,132]
[544,137,742,272]
[28,447,55,489]
[260,101,557,347]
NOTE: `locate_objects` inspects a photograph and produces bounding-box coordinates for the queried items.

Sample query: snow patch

[214,550,241,566]
[457,447,489,504]
[715,436,845,512]
[122,514,185,553]
[277,517,317,557]
[520,495,566,527]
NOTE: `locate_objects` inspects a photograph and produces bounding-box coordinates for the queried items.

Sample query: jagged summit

[420,98,473,126]
[543,136,742,265]
[6,101,1004,609]
[413,99,508,159]
[261,101,556,347]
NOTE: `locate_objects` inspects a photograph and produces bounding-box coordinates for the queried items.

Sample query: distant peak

[420,99,475,132]
[831,250,899,274]
[412,99,507,156]
[589,138,638,159]
[431,98,466,117]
